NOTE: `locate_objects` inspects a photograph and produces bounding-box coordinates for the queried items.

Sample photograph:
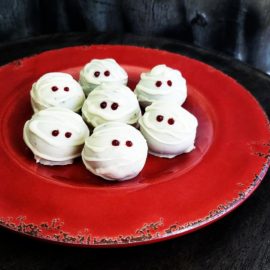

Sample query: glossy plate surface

[0,45,269,247]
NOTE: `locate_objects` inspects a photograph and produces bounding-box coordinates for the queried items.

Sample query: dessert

[30,72,85,113]
[82,122,148,181]
[82,83,141,128]
[134,64,187,107]
[139,101,198,158]
[79,58,128,96]
[23,107,89,165]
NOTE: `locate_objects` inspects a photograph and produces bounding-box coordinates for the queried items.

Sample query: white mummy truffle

[79,58,128,96]
[134,64,187,108]
[139,101,198,158]
[30,72,85,113]
[82,122,148,181]
[82,83,141,128]
[23,107,89,165]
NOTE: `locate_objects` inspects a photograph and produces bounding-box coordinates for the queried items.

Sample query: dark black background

[0,0,270,73]
[0,0,270,269]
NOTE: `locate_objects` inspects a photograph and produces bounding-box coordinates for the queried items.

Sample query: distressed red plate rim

[0,45,269,247]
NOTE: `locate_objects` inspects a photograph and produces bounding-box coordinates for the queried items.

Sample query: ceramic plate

[0,45,269,247]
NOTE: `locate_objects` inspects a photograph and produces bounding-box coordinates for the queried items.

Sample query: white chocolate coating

[82,122,148,181]
[79,59,128,96]
[82,83,141,128]
[23,107,89,165]
[134,64,187,107]
[30,72,85,113]
[139,101,198,158]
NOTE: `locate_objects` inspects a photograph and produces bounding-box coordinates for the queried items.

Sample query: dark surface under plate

[0,33,270,270]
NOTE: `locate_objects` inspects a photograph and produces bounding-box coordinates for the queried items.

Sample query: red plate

[0,45,269,247]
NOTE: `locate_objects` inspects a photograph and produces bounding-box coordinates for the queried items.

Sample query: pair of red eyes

[94,70,110,78]
[52,130,72,138]
[112,140,133,147]
[155,80,172,87]
[51,86,69,92]
[100,102,119,110]
[156,115,175,125]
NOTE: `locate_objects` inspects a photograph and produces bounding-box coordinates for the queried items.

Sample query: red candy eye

[94,71,100,77]
[104,70,110,77]
[51,86,58,92]
[64,87,69,92]
[52,130,59,136]
[111,102,119,110]
[168,118,175,125]
[126,140,133,147]
[100,101,107,109]
[167,80,172,86]
[155,81,162,87]
[65,132,72,138]
[112,139,120,146]
[156,115,164,122]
